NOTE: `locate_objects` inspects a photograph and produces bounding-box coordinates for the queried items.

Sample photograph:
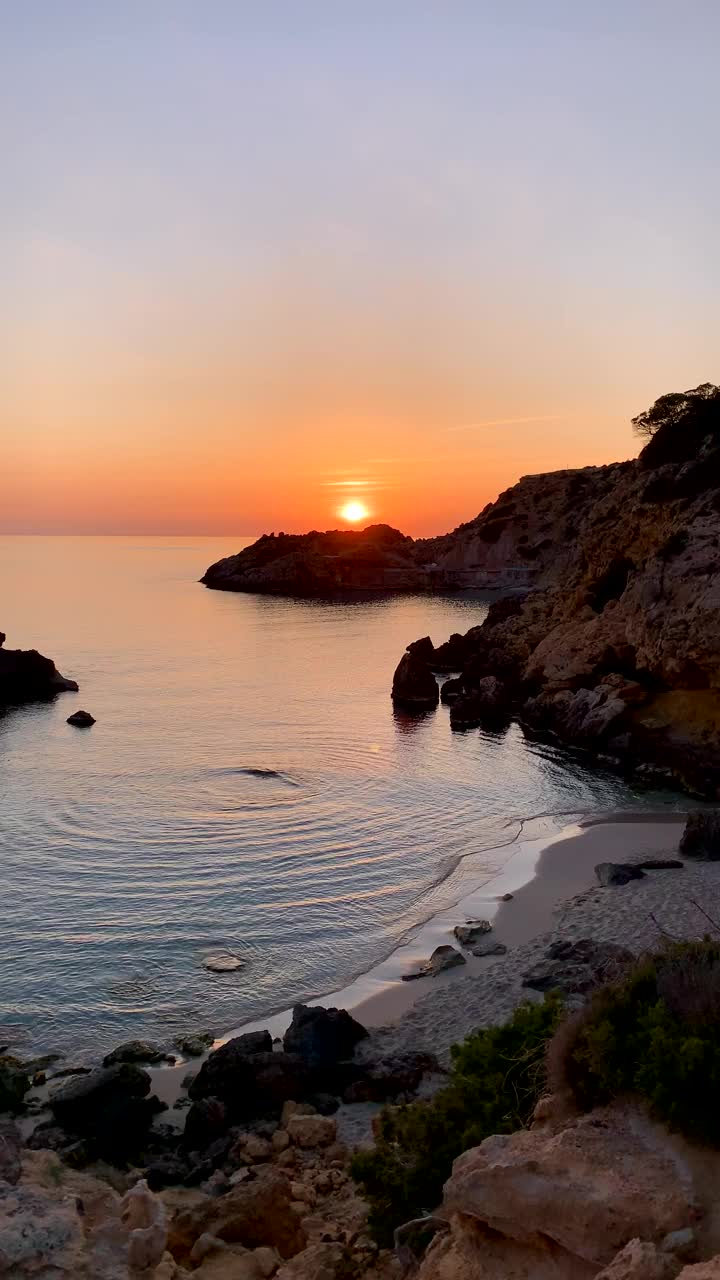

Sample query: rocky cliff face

[394,406,720,797]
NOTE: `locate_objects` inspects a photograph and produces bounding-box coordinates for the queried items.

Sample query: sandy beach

[147,810,720,1118]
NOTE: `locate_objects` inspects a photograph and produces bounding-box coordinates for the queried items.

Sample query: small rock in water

[203,952,245,972]
[454,920,492,947]
[470,940,508,958]
[402,945,466,981]
[103,1040,170,1066]
[67,709,96,727]
[501,892,514,901]
[175,1032,215,1057]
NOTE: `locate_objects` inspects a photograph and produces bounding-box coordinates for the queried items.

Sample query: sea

[0,535,685,1058]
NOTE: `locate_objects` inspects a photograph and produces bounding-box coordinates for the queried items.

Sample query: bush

[350,998,561,1246]
[548,940,720,1142]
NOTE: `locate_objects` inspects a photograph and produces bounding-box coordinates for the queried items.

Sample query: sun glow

[339,500,370,524]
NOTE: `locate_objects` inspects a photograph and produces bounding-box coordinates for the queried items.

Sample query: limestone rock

[166,1169,306,1263]
[67,709,96,726]
[595,862,646,887]
[449,677,511,730]
[286,1114,336,1149]
[441,1103,698,1268]
[595,1239,680,1279]
[402,945,466,981]
[274,1242,344,1280]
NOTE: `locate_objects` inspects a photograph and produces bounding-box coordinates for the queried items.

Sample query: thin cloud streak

[447,415,564,432]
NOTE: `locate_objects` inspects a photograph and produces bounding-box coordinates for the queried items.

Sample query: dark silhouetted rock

[523,938,635,995]
[407,636,435,662]
[430,633,468,672]
[103,1039,169,1066]
[0,1121,21,1184]
[391,652,439,710]
[440,676,465,704]
[145,1153,191,1190]
[67,709,95,727]
[174,1032,215,1057]
[595,862,646,887]
[679,811,720,861]
[182,1097,229,1152]
[283,1004,369,1068]
[450,677,511,730]
[637,858,684,870]
[0,1057,31,1113]
[0,632,78,705]
[189,1032,312,1121]
[402,945,466,981]
[50,1062,156,1155]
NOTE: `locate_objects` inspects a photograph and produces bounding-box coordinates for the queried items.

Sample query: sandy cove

[362,812,718,1064]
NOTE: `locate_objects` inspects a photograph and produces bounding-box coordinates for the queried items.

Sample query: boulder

[440,676,465,705]
[67,709,95,727]
[522,939,635,996]
[166,1169,306,1263]
[441,1103,698,1269]
[595,862,646,887]
[175,1033,215,1057]
[103,1039,170,1066]
[407,636,435,662]
[182,1098,229,1152]
[189,1036,311,1121]
[391,652,439,710]
[286,1114,337,1149]
[50,1062,156,1154]
[282,1005,368,1069]
[450,677,511,730]
[0,1121,21,1184]
[274,1242,344,1279]
[430,633,468,672]
[454,921,492,947]
[680,811,720,861]
[402,945,466,981]
[0,1056,30,1113]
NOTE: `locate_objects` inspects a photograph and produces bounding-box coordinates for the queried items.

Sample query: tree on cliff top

[632,383,720,437]
[632,382,720,468]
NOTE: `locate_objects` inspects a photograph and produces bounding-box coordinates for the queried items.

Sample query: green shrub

[351,997,561,1246]
[548,940,720,1141]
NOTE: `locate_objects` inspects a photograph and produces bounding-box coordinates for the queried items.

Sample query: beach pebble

[454,921,492,947]
[403,945,467,980]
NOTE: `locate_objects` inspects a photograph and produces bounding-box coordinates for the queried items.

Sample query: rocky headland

[0,631,78,705]
[394,386,720,798]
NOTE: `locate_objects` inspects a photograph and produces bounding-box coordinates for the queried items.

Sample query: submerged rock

[203,953,245,973]
[402,945,466,981]
[175,1032,215,1058]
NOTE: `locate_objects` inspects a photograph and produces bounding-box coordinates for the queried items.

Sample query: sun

[339,500,370,524]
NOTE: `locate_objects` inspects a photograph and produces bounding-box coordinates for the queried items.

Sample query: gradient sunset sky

[5,2,720,536]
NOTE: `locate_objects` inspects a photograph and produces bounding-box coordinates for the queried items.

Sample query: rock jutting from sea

[393,385,720,798]
[0,631,78,705]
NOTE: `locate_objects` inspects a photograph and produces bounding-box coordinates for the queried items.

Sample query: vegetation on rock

[351,997,562,1246]
[549,940,720,1142]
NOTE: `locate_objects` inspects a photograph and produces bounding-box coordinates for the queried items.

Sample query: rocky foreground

[0,630,78,705]
[394,388,720,797]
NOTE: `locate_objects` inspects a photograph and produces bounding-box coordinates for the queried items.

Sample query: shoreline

[145,810,692,1113]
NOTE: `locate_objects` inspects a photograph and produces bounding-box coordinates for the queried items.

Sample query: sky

[3,1,720,536]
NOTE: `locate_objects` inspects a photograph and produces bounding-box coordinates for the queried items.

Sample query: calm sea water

[0,536,678,1057]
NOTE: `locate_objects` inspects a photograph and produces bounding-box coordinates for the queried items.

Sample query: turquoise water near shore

[0,536,684,1057]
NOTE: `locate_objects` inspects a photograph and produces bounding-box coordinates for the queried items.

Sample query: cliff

[0,631,78,705]
[394,386,720,797]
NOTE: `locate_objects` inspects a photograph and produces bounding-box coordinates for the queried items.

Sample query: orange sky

[5,5,720,537]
